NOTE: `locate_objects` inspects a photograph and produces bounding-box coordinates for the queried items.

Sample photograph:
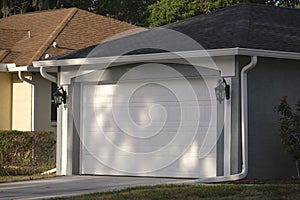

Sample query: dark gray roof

[56,3,300,60]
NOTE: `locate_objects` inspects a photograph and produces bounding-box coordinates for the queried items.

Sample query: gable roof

[0,8,144,66]
[54,3,300,60]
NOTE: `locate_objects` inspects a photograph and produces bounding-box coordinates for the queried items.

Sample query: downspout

[238,56,258,178]
[40,66,57,83]
[18,71,36,131]
[40,66,59,175]
[179,56,257,183]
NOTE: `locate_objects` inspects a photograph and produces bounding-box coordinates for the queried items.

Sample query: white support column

[223,78,232,176]
[60,85,68,175]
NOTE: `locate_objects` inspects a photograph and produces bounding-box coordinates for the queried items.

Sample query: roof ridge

[165,3,300,28]
[247,2,300,11]
[75,9,139,28]
[0,49,10,63]
[29,8,78,65]
[164,3,242,28]
[2,7,77,17]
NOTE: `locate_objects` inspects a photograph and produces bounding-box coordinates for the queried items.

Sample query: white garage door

[80,77,219,178]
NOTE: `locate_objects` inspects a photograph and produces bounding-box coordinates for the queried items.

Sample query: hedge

[0,130,56,176]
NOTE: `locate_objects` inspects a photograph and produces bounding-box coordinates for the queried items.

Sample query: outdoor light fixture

[53,87,67,107]
[214,78,230,104]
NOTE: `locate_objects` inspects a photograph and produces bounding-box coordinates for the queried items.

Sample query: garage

[33,3,300,180]
[76,64,222,178]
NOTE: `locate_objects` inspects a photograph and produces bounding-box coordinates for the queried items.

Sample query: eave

[32,47,300,68]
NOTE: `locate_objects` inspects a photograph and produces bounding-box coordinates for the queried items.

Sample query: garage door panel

[84,106,216,131]
[84,80,214,101]
[85,122,215,133]
[82,128,217,162]
[84,111,214,126]
[82,131,213,150]
[80,78,219,178]
[82,152,217,178]
[83,128,216,148]
[82,143,218,159]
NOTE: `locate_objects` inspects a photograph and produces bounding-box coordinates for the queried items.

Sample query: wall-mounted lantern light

[214,79,230,104]
[53,87,67,107]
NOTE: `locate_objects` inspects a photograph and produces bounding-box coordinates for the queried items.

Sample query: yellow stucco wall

[12,73,32,131]
[0,72,12,130]
[1,72,56,133]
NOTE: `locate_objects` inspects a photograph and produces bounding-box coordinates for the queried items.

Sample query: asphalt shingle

[56,3,300,60]
[0,8,144,66]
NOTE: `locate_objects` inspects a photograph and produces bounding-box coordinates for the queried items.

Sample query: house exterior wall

[0,72,12,130]
[12,73,32,131]
[33,74,56,133]
[7,73,56,133]
[238,56,300,179]
[230,58,242,175]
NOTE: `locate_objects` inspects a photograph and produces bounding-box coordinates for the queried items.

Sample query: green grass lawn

[0,174,56,183]
[54,184,300,200]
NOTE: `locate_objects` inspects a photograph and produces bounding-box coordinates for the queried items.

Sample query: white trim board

[33,47,300,68]
[223,77,232,176]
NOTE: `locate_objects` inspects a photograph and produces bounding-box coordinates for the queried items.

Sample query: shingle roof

[56,3,300,60]
[166,3,300,53]
[0,8,144,66]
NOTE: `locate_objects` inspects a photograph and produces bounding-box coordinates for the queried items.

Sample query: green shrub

[276,96,300,178]
[0,130,56,176]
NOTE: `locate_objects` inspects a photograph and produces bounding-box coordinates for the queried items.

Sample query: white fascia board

[32,47,300,68]
[7,65,57,72]
[237,48,300,60]
[0,64,8,72]
[7,65,37,72]
[0,63,16,72]
[32,48,239,68]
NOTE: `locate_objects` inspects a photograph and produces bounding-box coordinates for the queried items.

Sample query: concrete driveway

[0,175,189,200]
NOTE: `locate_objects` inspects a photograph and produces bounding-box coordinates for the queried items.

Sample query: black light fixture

[214,78,230,104]
[53,87,67,107]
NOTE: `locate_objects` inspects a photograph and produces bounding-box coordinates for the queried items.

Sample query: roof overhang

[0,63,16,72]
[237,48,300,60]
[7,65,40,72]
[1,64,57,72]
[32,47,300,68]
